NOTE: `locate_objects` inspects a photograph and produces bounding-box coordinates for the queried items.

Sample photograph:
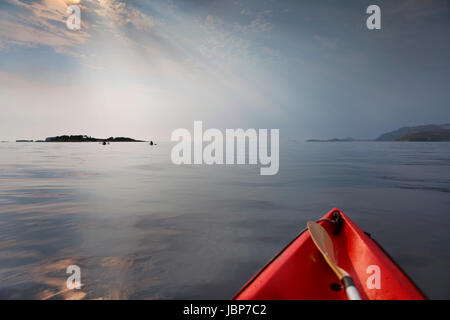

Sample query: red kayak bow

[234,208,426,300]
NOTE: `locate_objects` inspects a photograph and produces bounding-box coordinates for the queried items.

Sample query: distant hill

[396,129,450,142]
[375,124,450,141]
[44,135,145,142]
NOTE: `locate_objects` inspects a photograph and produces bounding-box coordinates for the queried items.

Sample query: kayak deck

[234,208,425,300]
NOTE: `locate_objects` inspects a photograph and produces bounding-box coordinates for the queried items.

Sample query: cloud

[240,9,252,16]
[0,0,276,71]
[234,10,273,34]
[0,0,160,57]
[93,0,157,30]
[250,10,273,32]
[204,15,223,28]
[392,0,449,19]
[0,0,89,54]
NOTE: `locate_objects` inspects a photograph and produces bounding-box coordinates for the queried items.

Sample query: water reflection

[0,142,449,299]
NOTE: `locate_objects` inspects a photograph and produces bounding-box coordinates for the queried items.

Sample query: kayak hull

[234,208,426,300]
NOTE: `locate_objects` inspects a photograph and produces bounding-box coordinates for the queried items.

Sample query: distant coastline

[374,124,450,142]
[307,123,450,142]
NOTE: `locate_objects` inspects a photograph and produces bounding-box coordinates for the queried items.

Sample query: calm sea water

[0,141,449,299]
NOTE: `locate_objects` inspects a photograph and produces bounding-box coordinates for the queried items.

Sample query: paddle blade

[307,221,344,279]
[307,221,336,260]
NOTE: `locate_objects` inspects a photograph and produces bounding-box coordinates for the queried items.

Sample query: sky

[0,0,449,141]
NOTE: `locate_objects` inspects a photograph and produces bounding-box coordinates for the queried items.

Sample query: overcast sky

[0,0,449,141]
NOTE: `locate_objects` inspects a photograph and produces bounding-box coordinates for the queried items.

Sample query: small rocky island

[306,138,370,142]
[44,135,145,142]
